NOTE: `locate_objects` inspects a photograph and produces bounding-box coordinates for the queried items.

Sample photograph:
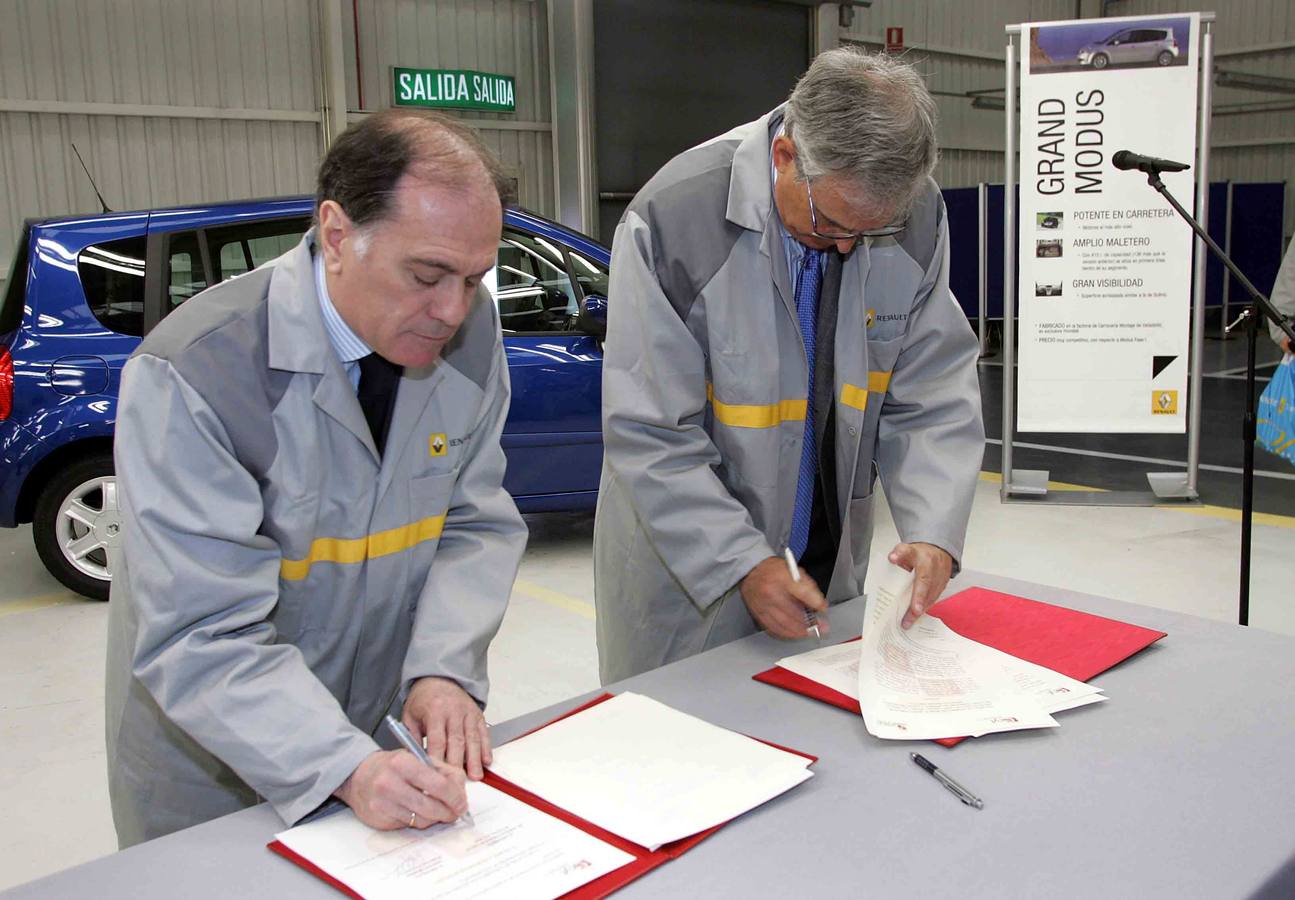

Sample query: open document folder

[271,781,635,900]
[270,693,815,900]
[754,567,1166,745]
[487,692,814,851]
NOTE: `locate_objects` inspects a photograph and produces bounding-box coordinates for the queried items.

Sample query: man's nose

[434,282,475,328]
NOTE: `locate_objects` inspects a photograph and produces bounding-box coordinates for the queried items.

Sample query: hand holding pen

[737,554,829,640]
[783,548,823,641]
[386,715,476,827]
[332,728,471,833]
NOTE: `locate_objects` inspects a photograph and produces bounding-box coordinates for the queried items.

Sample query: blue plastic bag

[1256,356,1295,467]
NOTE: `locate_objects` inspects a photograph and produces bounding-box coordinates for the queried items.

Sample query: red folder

[270,693,816,899]
[753,585,1167,747]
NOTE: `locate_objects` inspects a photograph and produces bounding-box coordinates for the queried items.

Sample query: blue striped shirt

[313,250,372,391]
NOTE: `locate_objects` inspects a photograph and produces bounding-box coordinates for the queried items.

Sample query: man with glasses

[593,47,985,682]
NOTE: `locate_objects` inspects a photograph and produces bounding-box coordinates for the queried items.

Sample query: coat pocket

[400,471,459,591]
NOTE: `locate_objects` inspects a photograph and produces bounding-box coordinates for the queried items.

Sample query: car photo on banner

[1027,16,1191,74]
[0,198,611,600]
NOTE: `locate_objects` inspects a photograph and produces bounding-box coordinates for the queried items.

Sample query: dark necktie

[789,248,823,559]
[356,353,402,457]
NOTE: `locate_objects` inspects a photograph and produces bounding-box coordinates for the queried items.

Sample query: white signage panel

[1018,14,1200,432]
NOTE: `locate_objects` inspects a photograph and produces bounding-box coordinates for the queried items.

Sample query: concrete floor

[2,367,1294,890]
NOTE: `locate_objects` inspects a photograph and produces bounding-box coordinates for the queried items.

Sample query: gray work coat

[105,233,526,847]
[593,107,985,683]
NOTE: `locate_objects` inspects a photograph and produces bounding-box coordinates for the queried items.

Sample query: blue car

[0,198,610,599]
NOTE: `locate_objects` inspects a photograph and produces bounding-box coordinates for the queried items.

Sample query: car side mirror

[578,294,608,340]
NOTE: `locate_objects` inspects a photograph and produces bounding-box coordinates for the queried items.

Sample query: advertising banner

[1018,13,1200,432]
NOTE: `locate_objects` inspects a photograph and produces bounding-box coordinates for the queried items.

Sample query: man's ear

[772,135,798,176]
[316,200,351,274]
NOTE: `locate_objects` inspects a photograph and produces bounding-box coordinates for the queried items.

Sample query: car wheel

[1157,50,1173,66]
[1092,53,1109,70]
[32,453,117,601]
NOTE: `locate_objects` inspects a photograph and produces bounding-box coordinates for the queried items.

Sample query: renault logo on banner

[430,433,448,456]
[1152,390,1178,415]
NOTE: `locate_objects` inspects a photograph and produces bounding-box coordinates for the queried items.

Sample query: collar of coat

[726,104,786,235]
[266,228,345,376]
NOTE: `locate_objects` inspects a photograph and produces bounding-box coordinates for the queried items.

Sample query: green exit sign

[393,67,516,113]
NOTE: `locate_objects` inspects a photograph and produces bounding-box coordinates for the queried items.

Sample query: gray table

[7,570,1295,899]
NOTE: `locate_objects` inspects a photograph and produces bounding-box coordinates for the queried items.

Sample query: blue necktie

[789,248,822,559]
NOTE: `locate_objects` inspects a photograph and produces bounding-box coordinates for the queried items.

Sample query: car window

[167,231,208,311]
[78,236,146,336]
[489,229,582,333]
[569,248,609,299]
[207,217,309,283]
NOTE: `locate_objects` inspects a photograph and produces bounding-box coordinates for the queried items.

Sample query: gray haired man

[593,47,985,683]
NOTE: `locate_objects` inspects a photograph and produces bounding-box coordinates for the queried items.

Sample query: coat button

[848,426,858,436]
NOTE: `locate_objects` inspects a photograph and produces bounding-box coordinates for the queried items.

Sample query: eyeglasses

[805,177,907,241]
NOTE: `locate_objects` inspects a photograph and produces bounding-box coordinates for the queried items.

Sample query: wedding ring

[409,810,417,828]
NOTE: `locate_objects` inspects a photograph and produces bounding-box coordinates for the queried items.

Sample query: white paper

[274,781,634,900]
[856,567,1060,740]
[775,640,861,698]
[1000,652,1106,714]
[778,637,1105,717]
[487,692,813,851]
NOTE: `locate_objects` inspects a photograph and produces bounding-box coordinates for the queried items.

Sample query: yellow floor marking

[977,471,1295,529]
[513,578,596,620]
[0,592,84,618]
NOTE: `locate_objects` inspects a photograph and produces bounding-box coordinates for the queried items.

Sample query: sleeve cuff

[275,732,381,828]
[901,533,964,579]
[691,541,776,613]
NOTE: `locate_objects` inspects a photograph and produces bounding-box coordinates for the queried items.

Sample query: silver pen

[383,714,476,827]
[910,753,984,810]
[783,547,821,640]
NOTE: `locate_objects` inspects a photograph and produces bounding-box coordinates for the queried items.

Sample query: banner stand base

[1146,471,1201,501]
[1003,469,1202,506]
[1004,469,1049,496]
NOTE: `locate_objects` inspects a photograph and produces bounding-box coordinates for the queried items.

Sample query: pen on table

[910,753,984,810]
[383,714,476,827]
[782,546,821,641]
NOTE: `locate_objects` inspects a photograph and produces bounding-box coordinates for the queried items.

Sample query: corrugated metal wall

[4,0,1292,294]
[0,0,556,295]
[842,0,1295,237]
[840,1,1080,189]
[347,0,554,215]
[1118,1,1295,238]
[0,0,324,288]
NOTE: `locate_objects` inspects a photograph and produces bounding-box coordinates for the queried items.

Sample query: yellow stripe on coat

[707,383,807,428]
[840,370,894,412]
[280,514,447,581]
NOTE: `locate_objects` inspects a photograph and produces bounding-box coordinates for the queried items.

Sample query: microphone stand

[1139,169,1295,626]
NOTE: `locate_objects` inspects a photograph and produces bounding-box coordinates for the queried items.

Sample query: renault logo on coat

[866,309,876,328]
[1152,390,1178,415]
[430,433,448,456]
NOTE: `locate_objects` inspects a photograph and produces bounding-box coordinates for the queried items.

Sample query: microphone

[1112,150,1190,174]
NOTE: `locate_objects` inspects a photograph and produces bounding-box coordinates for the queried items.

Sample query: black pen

[910,753,984,810]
